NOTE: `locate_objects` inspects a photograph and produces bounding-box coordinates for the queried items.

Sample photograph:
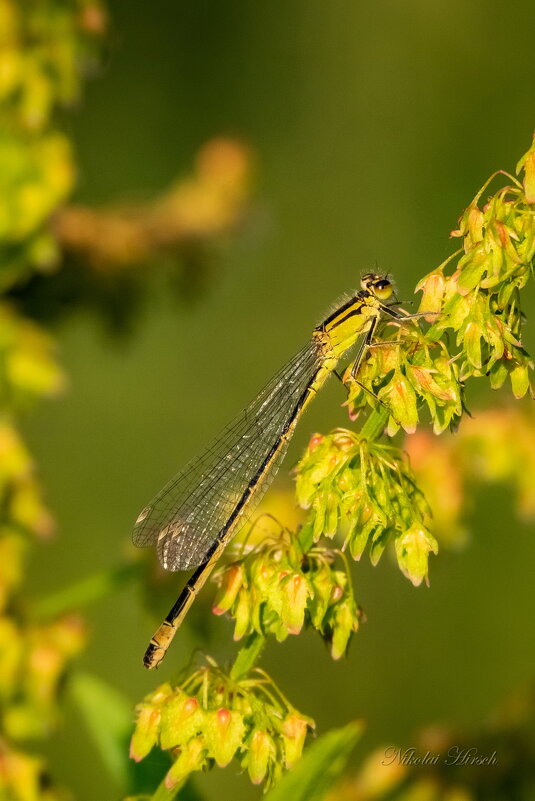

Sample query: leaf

[70,671,134,787]
[264,721,363,801]
[70,671,170,796]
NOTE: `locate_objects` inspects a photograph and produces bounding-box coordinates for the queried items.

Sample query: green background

[25,1,535,799]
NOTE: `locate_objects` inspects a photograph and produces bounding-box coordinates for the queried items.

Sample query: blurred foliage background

[2,0,535,799]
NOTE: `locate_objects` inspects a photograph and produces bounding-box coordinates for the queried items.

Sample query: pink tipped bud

[330,584,344,602]
[205,709,245,768]
[281,712,313,768]
[415,270,445,321]
[130,705,160,762]
[164,736,206,789]
[183,698,198,714]
[281,573,310,635]
[216,708,231,728]
[309,433,324,451]
[212,564,244,615]
[160,692,204,750]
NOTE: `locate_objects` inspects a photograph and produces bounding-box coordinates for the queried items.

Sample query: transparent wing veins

[132,339,324,571]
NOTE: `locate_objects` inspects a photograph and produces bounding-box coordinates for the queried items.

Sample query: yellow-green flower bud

[233,588,251,641]
[416,269,445,320]
[380,371,418,433]
[160,693,204,750]
[395,524,438,587]
[164,736,206,790]
[247,729,275,785]
[204,708,245,768]
[130,704,160,762]
[281,712,313,768]
[212,564,244,616]
[330,599,358,660]
[281,573,310,635]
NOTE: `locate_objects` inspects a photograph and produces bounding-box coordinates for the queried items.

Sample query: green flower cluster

[0,131,73,286]
[125,138,535,799]
[296,430,437,587]
[0,0,106,131]
[0,304,64,544]
[300,136,535,594]
[130,661,314,792]
[0,615,86,741]
[344,325,463,435]
[0,295,81,792]
[0,303,65,409]
[417,137,535,398]
[212,529,361,659]
[345,137,535,439]
[0,0,106,285]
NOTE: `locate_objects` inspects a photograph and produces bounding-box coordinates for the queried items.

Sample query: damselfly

[133,273,425,668]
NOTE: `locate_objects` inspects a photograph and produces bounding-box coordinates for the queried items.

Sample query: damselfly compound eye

[372,278,393,301]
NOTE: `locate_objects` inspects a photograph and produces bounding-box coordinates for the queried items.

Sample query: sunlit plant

[1,10,535,797]
[129,137,535,797]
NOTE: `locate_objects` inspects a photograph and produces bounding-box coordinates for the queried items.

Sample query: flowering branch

[129,135,535,798]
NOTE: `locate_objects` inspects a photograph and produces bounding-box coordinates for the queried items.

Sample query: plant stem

[230,632,266,680]
[360,405,389,442]
[151,776,185,801]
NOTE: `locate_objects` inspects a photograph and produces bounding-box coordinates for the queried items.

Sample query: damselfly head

[360,273,394,301]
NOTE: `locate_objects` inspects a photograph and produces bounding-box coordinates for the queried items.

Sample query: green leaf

[264,721,363,801]
[71,672,172,797]
[70,670,134,788]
